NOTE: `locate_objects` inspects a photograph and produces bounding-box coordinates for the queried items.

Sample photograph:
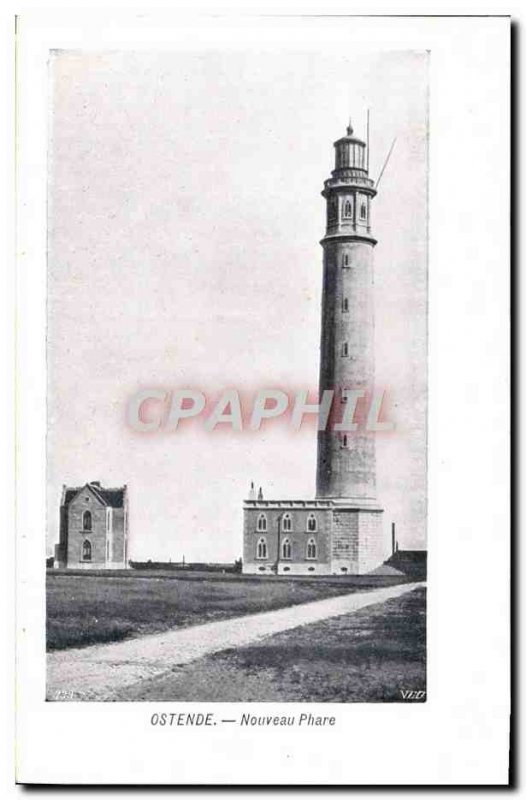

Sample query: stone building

[54,481,128,569]
[243,120,388,576]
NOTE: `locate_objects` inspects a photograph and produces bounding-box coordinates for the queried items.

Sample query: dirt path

[47,581,423,701]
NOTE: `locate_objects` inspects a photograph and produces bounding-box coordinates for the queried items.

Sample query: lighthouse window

[342,253,349,268]
[342,434,348,448]
[307,514,317,532]
[360,202,367,221]
[282,538,292,559]
[307,538,317,560]
[282,513,292,532]
[343,199,352,218]
[338,145,350,168]
[256,537,268,559]
[257,513,267,532]
[342,342,349,357]
[342,298,349,312]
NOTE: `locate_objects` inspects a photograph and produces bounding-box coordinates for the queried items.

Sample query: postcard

[14,12,510,785]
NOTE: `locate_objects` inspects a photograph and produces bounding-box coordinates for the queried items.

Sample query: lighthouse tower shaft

[316,122,378,501]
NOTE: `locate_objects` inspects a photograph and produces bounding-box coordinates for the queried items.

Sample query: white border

[15,14,510,786]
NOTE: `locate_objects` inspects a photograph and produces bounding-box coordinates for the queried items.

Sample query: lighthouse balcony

[324,171,376,192]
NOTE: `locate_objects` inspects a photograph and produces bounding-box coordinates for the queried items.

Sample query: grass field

[46,571,412,651]
[113,587,426,703]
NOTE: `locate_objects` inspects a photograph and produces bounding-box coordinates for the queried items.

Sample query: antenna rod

[375,136,397,189]
[366,109,370,172]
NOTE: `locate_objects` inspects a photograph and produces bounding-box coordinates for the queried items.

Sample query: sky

[47,49,428,561]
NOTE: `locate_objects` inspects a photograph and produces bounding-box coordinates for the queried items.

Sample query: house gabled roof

[62,482,126,509]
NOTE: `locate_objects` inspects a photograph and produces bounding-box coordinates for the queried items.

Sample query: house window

[342,342,349,357]
[282,513,292,532]
[307,538,317,560]
[82,539,92,561]
[360,202,367,221]
[83,510,92,531]
[307,514,317,532]
[256,537,268,560]
[257,513,267,532]
[342,298,349,312]
[282,538,292,560]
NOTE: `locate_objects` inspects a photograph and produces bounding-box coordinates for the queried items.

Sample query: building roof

[62,482,126,508]
[333,118,366,148]
[244,497,383,511]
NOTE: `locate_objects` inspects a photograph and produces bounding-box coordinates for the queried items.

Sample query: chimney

[248,481,256,501]
[257,486,264,501]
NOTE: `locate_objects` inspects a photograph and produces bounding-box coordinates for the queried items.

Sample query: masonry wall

[331,509,359,573]
[110,507,127,567]
[66,492,107,568]
[358,510,387,574]
[243,506,332,575]
[54,504,68,568]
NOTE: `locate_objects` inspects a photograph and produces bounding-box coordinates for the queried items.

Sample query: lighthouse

[316,119,378,502]
[242,118,387,576]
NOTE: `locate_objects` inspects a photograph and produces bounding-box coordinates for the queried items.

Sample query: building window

[83,510,92,531]
[82,539,92,561]
[307,538,317,560]
[257,513,267,532]
[343,199,352,218]
[307,514,317,532]
[282,538,292,559]
[342,297,349,312]
[342,342,349,357]
[106,540,110,559]
[360,202,367,221]
[342,434,348,448]
[256,537,268,559]
[342,253,349,268]
[340,388,348,403]
[282,513,292,532]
